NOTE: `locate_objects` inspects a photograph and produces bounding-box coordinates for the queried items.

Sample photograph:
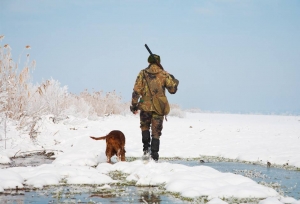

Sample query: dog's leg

[106,145,113,163]
[121,148,126,161]
[116,149,121,162]
[106,156,111,163]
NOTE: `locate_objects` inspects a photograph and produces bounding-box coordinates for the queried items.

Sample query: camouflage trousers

[140,111,164,139]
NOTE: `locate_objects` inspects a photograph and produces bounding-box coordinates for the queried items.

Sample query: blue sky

[1,0,299,114]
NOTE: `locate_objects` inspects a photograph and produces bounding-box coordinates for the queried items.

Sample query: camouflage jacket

[131,64,179,112]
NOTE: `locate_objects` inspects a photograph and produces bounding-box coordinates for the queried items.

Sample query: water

[0,152,54,169]
[1,155,300,203]
[167,160,300,200]
[0,154,186,203]
[0,186,185,204]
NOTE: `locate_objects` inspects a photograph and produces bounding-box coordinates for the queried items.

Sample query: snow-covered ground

[1,112,300,203]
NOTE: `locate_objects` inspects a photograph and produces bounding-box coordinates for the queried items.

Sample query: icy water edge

[0,154,299,204]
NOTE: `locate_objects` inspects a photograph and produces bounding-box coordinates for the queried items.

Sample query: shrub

[0,38,36,120]
[169,104,186,118]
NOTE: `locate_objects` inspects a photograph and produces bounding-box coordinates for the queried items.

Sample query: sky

[1,113,300,202]
[1,0,300,114]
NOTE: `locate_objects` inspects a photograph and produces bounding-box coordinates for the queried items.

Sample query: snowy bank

[0,160,279,202]
[1,112,300,203]
[2,113,300,168]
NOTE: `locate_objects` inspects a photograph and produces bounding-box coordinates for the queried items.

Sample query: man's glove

[130,104,138,114]
[169,74,179,86]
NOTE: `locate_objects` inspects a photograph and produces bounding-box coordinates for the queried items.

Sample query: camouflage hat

[148,54,161,64]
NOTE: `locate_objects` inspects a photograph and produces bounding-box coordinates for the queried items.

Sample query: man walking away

[130,54,179,161]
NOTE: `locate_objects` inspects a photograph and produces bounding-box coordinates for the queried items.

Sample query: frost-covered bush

[169,104,186,118]
[185,108,203,113]
[17,79,71,134]
[0,37,36,120]
[0,88,7,114]
[0,36,127,121]
[32,79,69,116]
[78,90,124,116]
[0,81,7,143]
[63,94,95,119]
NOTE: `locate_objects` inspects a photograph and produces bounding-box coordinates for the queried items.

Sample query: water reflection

[0,186,184,204]
[139,187,162,203]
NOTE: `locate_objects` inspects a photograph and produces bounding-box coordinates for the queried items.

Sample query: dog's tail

[90,136,107,140]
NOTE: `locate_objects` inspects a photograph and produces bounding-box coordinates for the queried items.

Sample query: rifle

[145,44,164,70]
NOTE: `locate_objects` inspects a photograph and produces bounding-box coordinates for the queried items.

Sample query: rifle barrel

[145,44,153,55]
[144,44,164,70]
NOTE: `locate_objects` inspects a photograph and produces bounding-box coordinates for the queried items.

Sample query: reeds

[0,40,35,119]
[0,38,127,126]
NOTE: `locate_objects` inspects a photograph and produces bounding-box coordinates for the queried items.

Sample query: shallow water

[0,153,54,169]
[167,160,300,200]
[0,186,185,204]
[0,154,186,203]
[1,155,300,203]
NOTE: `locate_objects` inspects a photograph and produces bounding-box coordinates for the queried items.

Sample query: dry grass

[0,38,128,126]
[0,41,36,120]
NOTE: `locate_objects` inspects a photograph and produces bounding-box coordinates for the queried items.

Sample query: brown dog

[90,130,126,163]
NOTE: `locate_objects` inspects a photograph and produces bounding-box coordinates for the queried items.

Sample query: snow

[1,112,300,203]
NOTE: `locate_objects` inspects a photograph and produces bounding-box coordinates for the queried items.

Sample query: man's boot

[142,130,151,157]
[151,137,160,161]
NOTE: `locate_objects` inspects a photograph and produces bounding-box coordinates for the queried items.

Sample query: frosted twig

[141,196,148,204]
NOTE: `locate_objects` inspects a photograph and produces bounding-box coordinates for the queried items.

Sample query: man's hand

[130,104,138,114]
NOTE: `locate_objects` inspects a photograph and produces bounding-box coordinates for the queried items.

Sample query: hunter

[130,54,179,161]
